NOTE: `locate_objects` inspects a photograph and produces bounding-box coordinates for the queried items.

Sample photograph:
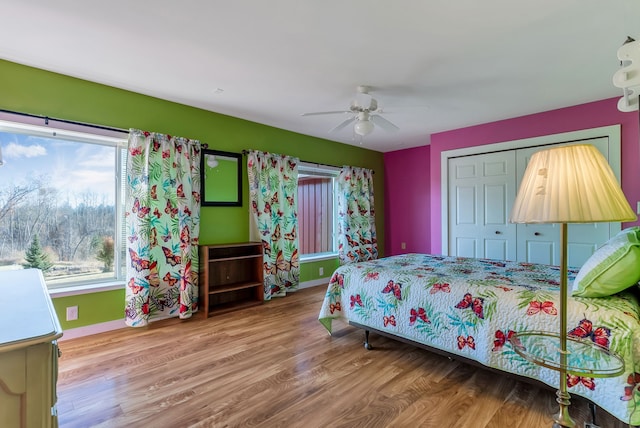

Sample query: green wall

[53,290,123,330]
[0,59,385,330]
[299,258,341,283]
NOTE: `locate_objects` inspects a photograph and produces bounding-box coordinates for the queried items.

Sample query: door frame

[440,125,622,255]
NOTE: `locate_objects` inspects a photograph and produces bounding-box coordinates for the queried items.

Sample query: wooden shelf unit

[199,242,264,317]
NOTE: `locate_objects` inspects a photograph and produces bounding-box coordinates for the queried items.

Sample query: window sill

[48,253,340,297]
[300,252,338,263]
[49,281,125,298]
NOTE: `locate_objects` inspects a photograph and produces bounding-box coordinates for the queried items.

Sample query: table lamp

[509,144,637,427]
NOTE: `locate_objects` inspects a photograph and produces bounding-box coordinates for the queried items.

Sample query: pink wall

[384,97,640,256]
[384,145,431,256]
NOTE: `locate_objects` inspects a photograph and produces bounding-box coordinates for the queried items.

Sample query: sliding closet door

[515,137,612,267]
[443,125,622,264]
[448,151,517,260]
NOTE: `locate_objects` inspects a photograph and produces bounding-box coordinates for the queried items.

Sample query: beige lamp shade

[510,144,637,224]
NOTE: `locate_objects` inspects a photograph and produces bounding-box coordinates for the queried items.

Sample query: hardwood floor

[57,285,626,428]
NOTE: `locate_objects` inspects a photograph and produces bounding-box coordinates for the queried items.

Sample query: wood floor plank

[56,285,627,428]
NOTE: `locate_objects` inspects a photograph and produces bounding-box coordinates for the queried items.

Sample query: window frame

[297,162,340,261]
[0,113,129,292]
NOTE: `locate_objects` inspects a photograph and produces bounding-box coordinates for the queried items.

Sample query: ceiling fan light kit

[353,119,374,136]
[302,85,399,138]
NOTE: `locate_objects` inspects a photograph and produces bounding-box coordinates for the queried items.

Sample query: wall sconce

[613,36,640,112]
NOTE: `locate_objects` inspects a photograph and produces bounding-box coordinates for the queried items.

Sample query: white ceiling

[1,1,638,152]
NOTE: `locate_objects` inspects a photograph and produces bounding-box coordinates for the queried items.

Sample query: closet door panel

[448,151,517,260]
[567,223,610,268]
[485,239,509,261]
[519,225,557,265]
[456,238,478,258]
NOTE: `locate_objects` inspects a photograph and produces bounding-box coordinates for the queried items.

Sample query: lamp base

[552,387,575,428]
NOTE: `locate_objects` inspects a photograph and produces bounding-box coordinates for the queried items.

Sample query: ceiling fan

[302,85,399,136]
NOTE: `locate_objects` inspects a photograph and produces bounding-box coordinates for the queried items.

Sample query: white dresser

[0,269,63,428]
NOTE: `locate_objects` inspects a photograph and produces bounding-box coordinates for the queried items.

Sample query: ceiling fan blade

[301,111,350,116]
[329,116,356,133]
[370,114,399,132]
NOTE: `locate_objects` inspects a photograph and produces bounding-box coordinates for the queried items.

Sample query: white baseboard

[59,319,126,341]
[60,278,330,340]
[299,277,329,289]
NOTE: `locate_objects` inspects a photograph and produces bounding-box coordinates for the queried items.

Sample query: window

[297,163,338,258]
[0,116,128,289]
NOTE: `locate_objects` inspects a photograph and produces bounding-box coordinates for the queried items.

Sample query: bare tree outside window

[0,126,126,288]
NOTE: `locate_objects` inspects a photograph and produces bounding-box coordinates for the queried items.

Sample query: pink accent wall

[385,97,640,255]
[384,145,431,256]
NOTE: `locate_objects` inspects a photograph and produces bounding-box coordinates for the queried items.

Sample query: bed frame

[318,254,640,427]
[350,321,630,428]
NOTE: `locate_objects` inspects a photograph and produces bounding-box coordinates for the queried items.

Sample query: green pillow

[572,227,640,298]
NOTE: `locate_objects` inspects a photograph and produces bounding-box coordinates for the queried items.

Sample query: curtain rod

[1,109,215,147]
[241,149,376,174]
[0,108,129,134]
[241,149,344,170]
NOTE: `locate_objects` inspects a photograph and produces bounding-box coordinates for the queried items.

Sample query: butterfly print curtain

[124,129,201,327]
[337,166,378,264]
[247,150,300,300]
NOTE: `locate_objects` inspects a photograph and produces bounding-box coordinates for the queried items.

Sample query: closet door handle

[495,231,501,235]
[534,232,541,236]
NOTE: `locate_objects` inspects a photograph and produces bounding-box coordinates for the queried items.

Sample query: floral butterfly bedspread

[318,253,640,425]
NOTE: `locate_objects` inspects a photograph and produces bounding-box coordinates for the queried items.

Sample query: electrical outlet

[637,201,640,215]
[401,242,406,250]
[319,267,324,276]
[66,306,78,321]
